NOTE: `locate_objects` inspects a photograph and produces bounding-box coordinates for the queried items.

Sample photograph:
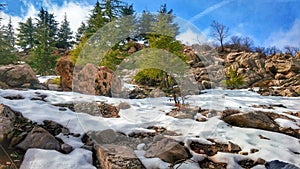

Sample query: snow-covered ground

[37,75,59,83]
[0,88,300,168]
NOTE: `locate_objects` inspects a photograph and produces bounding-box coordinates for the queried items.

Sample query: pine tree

[0,18,17,64]
[101,0,125,22]
[57,13,73,50]
[30,23,57,75]
[75,21,86,43]
[139,10,154,35]
[151,4,179,38]
[119,4,137,40]
[29,7,58,75]
[86,1,108,37]
[16,17,35,51]
[5,17,16,48]
[35,8,58,44]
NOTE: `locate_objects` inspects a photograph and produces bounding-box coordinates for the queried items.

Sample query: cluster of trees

[1,0,181,76]
[0,4,73,74]
[70,1,183,91]
[210,20,299,56]
[72,2,180,63]
[0,3,18,65]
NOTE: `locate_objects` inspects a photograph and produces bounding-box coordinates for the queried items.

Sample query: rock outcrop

[56,56,122,96]
[0,64,39,88]
[187,47,300,96]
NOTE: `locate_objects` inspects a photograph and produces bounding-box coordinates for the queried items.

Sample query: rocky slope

[55,44,300,97]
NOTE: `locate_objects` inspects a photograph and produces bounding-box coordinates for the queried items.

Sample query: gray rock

[17,127,61,151]
[95,144,144,169]
[61,143,73,154]
[145,138,190,164]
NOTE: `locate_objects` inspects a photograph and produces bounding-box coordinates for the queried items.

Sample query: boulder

[74,102,119,118]
[145,138,190,164]
[222,110,300,138]
[0,64,38,88]
[95,144,144,169]
[56,56,74,91]
[222,111,279,131]
[17,127,61,151]
[118,102,131,110]
[56,56,122,96]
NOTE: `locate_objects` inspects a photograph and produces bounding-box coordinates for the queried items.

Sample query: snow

[275,118,300,129]
[1,88,300,168]
[20,148,95,169]
[37,75,59,83]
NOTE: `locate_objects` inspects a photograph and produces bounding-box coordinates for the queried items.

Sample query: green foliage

[28,39,58,75]
[16,17,35,51]
[138,10,154,37]
[148,34,186,61]
[56,13,73,50]
[134,68,175,88]
[151,4,179,37]
[75,22,86,43]
[28,8,58,75]
[222,67,245,89]
[100,48,128,70]
[85,1,108,38]
[0,18,18,65]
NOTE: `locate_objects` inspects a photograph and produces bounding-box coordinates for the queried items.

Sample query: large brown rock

[57,56,122,96]
[222,110,300,138]
[56,56,74,91]
[95,144,144,169]
[145,138,190,164]
[222,111,279,131]
[224,52,269,87]
[0,64,38,88]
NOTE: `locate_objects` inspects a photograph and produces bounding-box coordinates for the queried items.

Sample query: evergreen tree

[151,4,179,38]
[120,4,137,40]
[5,17,16,48]
[29,7,58,75]
[101,0,125,22]
[57,13,73,50]
[75,21,86,43]
[85,1,108,37]
[16,17,35,51]
[138,10,154,36]
[35,8,58,44]
[0,18,17,64]
[30,23,57,75]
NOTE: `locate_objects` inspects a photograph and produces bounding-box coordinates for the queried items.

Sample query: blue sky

[1,0,300,48]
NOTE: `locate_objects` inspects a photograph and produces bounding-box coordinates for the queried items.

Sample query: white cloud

[1,1,92,35]
[47,1,92,34]
[189,0,234,22]
[265,18,300,49]
[176,28,209,45]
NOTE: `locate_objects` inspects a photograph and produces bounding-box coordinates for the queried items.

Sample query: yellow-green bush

[222,67,245,89]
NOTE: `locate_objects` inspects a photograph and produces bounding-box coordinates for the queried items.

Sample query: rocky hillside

[55,44,300,97]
